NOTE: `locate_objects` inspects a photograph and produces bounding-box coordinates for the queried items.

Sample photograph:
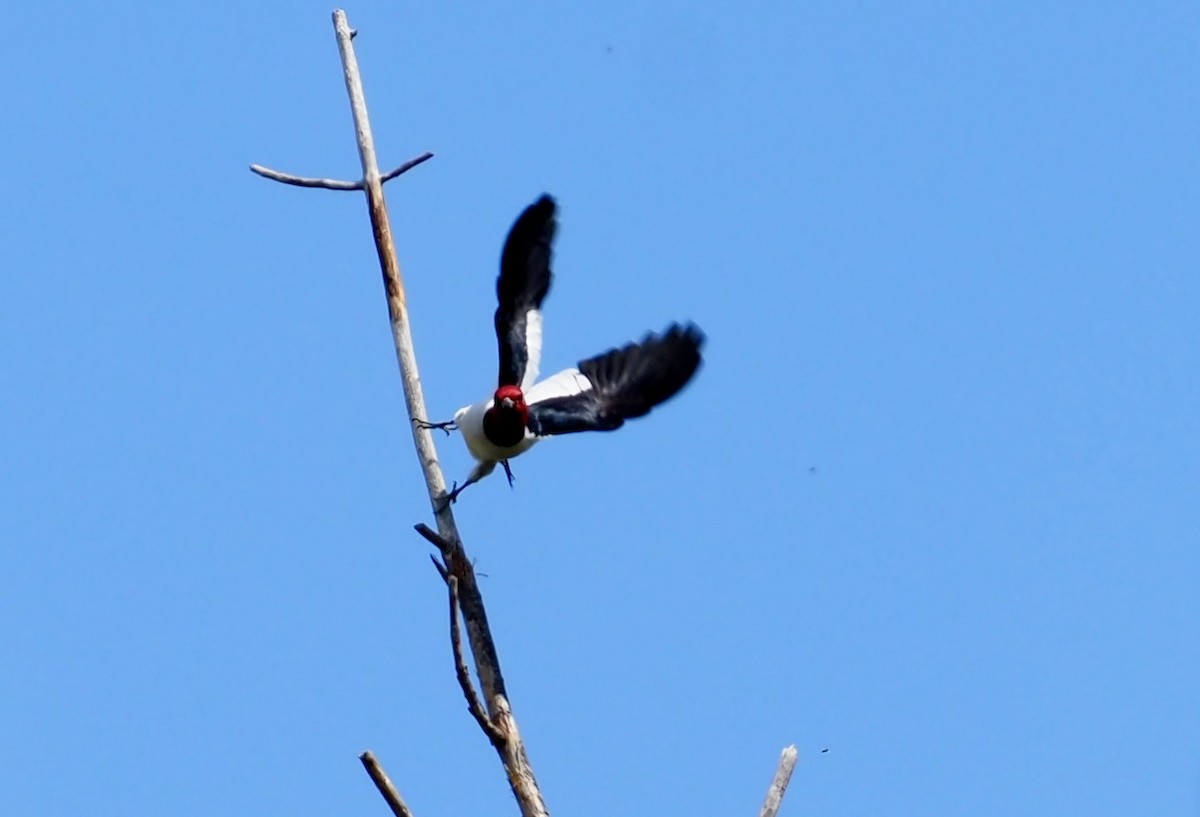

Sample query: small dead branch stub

[251,9,798,817]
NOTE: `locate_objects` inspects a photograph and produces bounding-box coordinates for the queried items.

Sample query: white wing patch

[521,307,543,391]
[525,367,593,404]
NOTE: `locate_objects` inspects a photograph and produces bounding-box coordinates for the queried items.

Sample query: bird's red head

[494,384,527,410]
[483,385,530,447]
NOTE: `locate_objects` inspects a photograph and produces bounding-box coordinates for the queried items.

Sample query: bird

[418,194,705,508]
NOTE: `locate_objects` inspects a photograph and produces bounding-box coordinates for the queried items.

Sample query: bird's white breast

[453,369,593,467]
[455,398,540,464]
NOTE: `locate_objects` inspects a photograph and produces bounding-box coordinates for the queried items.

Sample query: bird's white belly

[455,399,539,463]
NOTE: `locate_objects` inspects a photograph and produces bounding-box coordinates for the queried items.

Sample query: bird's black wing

[526,323,705,436]
[495,195,556,389]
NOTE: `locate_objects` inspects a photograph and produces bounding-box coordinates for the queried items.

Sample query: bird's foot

[436,482,463,513]
[501,460,515,488]
[415,418,457,436]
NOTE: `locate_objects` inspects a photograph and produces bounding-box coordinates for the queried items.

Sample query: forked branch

[416,522,546,814]
[448,574,506,746]
[249,151,433,190]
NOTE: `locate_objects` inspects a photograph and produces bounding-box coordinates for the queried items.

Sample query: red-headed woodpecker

[420,194,705,506]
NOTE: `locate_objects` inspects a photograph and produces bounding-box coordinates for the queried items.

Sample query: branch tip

[248,163,362,190]
[381,151,435,183]
[757,745,799,817]
[359,751,417,817]
[415,522,455,555]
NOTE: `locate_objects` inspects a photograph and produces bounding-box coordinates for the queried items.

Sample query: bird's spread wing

[523,367,592,404]
[526,323,705,436]
[495,195,556,390]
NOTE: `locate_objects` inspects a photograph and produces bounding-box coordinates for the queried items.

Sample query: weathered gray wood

[758,745,799,817]
[248,152,431,189]
[359,752,416,817]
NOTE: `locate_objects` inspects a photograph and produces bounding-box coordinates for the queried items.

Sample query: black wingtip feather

[579,322,706,423]
[525,322,705,436]
[497,194,556,309]
[495,194,558,387]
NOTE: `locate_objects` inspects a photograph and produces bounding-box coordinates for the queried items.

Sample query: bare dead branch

[359,752,416,817]
[326,9,549,817]
[248,164,362,190]
[449,576,506,747]
[434,536,509,701]
[415,522,453,556]
[489,698,544,814]
[412,502,548,812]
[413,523,508,703]
[757,745,799,817]
[381,151,435,182]
[326,8,460,527]
[249,151,433,191]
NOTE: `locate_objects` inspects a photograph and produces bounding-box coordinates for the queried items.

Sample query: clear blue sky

[2,2,1197,815]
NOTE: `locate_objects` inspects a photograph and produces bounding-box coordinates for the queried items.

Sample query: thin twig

[429,552,450,581]
[420,530,547,817]
[249,151,433,191]
[449,576,506,746]
[381,151,435,182]
[248,164,361,190]
[757,745,799,817]
[415,524,509,701]
[359,752,416,817]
